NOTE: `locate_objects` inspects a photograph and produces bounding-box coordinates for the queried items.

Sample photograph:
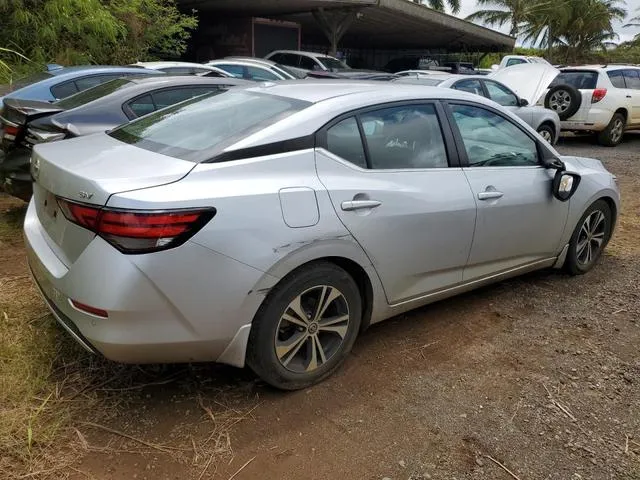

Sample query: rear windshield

[55,78,133,109]
[109,90,310,162]
[552,71,598,89]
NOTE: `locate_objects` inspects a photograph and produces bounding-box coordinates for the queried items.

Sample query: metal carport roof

[179,0,516,51]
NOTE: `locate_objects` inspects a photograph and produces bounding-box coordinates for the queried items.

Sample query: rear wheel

[597,113,625,147]
[247,262,362,390]
[536,124,555,144]
[565,200,613,275]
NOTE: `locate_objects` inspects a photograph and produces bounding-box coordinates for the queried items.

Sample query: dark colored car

[0,66,164,103]
[0,76,249,200]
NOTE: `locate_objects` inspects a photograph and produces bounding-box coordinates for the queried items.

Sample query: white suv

[543,65,640,146]
[265,50,348,77]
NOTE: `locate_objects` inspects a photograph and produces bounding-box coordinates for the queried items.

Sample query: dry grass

[0,196,255,479]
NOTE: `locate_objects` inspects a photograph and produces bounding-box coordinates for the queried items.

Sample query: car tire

[597,113,625,147]
[246,262,362,390]
[564,199,613,276]
[545,84,581,120]
[536,124,555,144]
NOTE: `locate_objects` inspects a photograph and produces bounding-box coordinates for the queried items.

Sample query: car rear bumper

[24,199,269,366]
[561,108,613,132]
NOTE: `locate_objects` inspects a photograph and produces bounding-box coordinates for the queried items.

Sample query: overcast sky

[456,0,640,44]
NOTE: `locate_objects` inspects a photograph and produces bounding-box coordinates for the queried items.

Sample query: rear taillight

[591,88,607,103]
[56,198,215,254]
[2,124,21,140]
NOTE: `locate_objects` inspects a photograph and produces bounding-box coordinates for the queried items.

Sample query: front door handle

[341,200,382,211]
[477,191,504,201]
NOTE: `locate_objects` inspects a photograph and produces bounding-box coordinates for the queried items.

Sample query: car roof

[268,50,336,59]
[222,57,279,66]
[133,61,216,69]
[124,76,250,87]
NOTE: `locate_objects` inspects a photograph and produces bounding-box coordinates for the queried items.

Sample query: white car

[492,55,551,71]
[265,50,348,77]
[542,65,640,146]
[395,70,451,78]
[205,58,298,81]
[131,61,231,78]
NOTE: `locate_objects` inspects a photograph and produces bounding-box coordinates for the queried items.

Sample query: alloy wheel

[549,90,571,114]
[275,285,350,373]
[610,118,624,144]
[538,129,553,143]
[576,209,607,267]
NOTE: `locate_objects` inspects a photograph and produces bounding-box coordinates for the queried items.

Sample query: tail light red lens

[70,299,108,318]
[591,88,607,103]
[56,198,215,254]
[2,124,21,139]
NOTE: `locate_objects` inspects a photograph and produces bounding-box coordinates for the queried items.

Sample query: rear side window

[451,79,483,96]
[127,94,155,117]
[551,71,598,89]
[56,78,132,109]
[51,81,79,99]
[608,70,626,88]
[326,117,367,168]
[360,104,448,169]
[624,69,640,89]
[110,90,310,162]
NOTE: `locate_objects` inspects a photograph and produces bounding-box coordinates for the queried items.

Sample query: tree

[0,0,197,68]
[624,7,640,41]
[465,0,534,37]
[411,0,461,15]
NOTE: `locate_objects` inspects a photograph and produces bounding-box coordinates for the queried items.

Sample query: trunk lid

[31,133,197,265]
[1,98,65,150]
[489,63,560,106]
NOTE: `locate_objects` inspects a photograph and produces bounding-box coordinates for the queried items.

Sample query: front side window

[450,104,538,167]
[623,69,640,90]
[111,90,310,162]
[608,70,626,88]
[359,104,448,169]
[484,80,519,106]
[326,117,367,169]
[451,79,484,96]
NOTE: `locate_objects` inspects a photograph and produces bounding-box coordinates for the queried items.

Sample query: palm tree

[624,7,640,41]
[411,0,461,15]
[464,0,533,37]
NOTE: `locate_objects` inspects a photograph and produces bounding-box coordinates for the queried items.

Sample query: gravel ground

[1,132,639,480]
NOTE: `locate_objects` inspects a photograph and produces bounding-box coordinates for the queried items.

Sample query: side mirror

[518,97,529,107]
[552,169,581,202]
[491,64,499,71]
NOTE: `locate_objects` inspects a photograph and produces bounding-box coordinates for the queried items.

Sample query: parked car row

[0,54,623,391]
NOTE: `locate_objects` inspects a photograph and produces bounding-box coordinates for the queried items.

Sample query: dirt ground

[1,133,639,480]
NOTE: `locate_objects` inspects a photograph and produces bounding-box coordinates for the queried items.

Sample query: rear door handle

[477,191,504,200]
[341,200,382,211]
[627,95,632,98]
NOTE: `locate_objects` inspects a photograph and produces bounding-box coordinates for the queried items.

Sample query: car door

[622,69,640,126]
[315,103,477,304]
[446,102,569,281]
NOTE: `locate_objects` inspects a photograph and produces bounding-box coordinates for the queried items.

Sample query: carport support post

[312,8,360,57]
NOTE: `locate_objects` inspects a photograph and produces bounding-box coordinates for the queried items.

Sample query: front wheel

[246,262,362,390]
[536,124,555,144]
[564,200,613,275]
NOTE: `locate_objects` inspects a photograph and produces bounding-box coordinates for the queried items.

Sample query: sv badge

[78,191,94,200]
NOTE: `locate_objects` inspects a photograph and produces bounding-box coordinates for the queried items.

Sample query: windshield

[55,78,133,109]
[317,56,349,71]
[109,90,310,162]
[0,71,53,95]
[552,71,598,89]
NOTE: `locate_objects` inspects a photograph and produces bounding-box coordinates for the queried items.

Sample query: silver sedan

[395,72,561,144]
[25,81,619,390]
